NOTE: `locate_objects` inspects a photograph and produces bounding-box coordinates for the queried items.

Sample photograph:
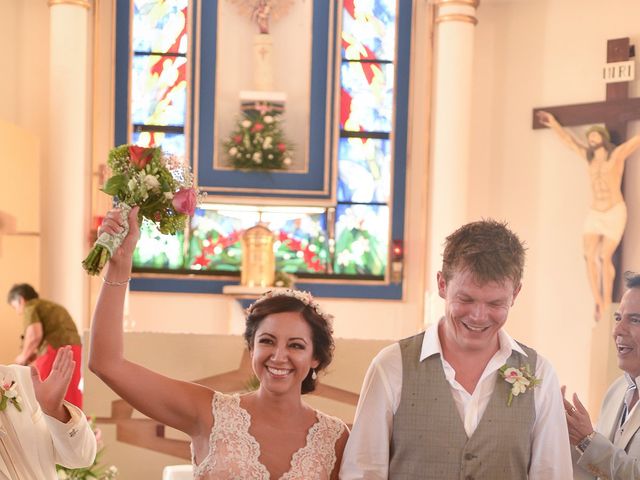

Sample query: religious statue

[537,111,640,321]
[252,0,272,34]
[229,0,295,35]
[228,0,295,91]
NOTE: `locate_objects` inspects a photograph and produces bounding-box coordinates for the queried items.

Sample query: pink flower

[172,188,197,216]
[233,135,243,144]
[277,143,286,152]
[129,145,154,169]
[251,123,264,133]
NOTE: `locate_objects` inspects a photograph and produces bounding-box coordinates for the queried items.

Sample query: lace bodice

[193,392,346,480]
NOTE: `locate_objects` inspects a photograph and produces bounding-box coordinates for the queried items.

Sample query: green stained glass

[334,204,389,276]
[133,219,185,269]
[133,0,188,54]
[131,54,187,126]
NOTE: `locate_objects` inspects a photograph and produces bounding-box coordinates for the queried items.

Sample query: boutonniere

[0,377,22,413]
[499,364,541,406]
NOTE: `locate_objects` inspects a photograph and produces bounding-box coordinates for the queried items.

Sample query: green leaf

[101,174,128,196]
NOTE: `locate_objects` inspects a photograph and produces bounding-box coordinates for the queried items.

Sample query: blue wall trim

[131,277,403,300]
[114,0,131,146]
[195,1,332,197]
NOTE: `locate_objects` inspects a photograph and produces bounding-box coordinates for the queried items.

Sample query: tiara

[246,289,334,323]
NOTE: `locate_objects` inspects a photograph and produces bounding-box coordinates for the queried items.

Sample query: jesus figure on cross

[537,111,640,321]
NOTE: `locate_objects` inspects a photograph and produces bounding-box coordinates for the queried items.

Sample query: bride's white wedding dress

[193,392,346,479]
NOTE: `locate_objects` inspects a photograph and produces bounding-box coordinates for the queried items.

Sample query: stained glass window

[125,0,402,283]
[130,0,189,155]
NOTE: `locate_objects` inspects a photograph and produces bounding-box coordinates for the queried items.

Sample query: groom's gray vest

[389,332,537,479]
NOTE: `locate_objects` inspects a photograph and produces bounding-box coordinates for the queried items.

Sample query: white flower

[127,178,137,192]
[164,192,174,200]
[350,237,370,257]
[143,174,160,191]
[57,469,69,479]
[229,147,238,156]
[263,115,274,124]
[283,158,292,166]
[241,120,251,128]
[252,152,262,163]
[263,137,273,149]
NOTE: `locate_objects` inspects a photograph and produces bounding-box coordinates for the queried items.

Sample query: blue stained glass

[132,131,185,156]
[341,61,394,132]
[131,54,187,126]
[342,0,396,61]
[334,204,389,276]
[133,0,188,54]
[133,219,185,269]
[338,137,391,203]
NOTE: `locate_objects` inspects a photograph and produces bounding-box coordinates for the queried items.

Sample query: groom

[340,220,572,479]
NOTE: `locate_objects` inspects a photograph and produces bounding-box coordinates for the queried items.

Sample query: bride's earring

[311,369,317,380]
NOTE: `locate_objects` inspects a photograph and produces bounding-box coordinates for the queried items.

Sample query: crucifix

[533,37,640,321]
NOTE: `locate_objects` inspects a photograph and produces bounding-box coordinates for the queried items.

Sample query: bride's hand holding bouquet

[82,145,202,276]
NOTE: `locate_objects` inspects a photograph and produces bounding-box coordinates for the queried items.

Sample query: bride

[89,206,349,479]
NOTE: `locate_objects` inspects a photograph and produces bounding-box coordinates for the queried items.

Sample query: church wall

[471,0,640,409]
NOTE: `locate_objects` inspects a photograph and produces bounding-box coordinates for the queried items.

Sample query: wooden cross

[533,37,640,143]
[532,37,640,300]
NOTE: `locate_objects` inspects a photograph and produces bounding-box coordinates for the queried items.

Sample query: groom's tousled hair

[441,219,526,287]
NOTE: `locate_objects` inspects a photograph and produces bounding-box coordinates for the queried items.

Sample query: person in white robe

[0,346,96,479]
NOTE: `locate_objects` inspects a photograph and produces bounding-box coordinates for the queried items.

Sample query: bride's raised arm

[88,206,212,438]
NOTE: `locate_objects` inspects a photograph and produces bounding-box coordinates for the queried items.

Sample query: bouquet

[223,112,293,170]
[82,144,201,275]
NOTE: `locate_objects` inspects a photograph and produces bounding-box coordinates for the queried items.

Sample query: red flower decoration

[251,123,264,133]
[233,135,242,144]
[277,143,286,152]
[129,145,154,169]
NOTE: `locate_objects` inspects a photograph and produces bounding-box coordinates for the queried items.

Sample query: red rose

[277,143,286,152]
[154,211,162,222]
[172,188,197,216]
[233,135,242,144]
[129,145,154,169]
[251,123,264,133]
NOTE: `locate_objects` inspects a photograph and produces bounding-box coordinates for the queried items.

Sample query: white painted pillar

[44,0,91,330]
[425,0,479,324]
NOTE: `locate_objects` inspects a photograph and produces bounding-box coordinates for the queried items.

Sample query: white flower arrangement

[499,364,541,406]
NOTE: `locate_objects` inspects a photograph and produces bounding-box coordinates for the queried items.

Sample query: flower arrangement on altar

[223,112,292,171]
[56,418,118,479]
[83,144,203,275]
[499,364,541,406]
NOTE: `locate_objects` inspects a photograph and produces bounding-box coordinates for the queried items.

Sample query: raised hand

[98,206,141,262]
[536,110,554,127]
[31,346,74,422]
[561,385,594,445]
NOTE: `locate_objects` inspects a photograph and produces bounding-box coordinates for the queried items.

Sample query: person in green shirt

[7,283,84,409]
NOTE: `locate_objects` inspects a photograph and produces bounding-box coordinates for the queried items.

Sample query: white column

[425,0,479,324]
[44,0,91,330]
